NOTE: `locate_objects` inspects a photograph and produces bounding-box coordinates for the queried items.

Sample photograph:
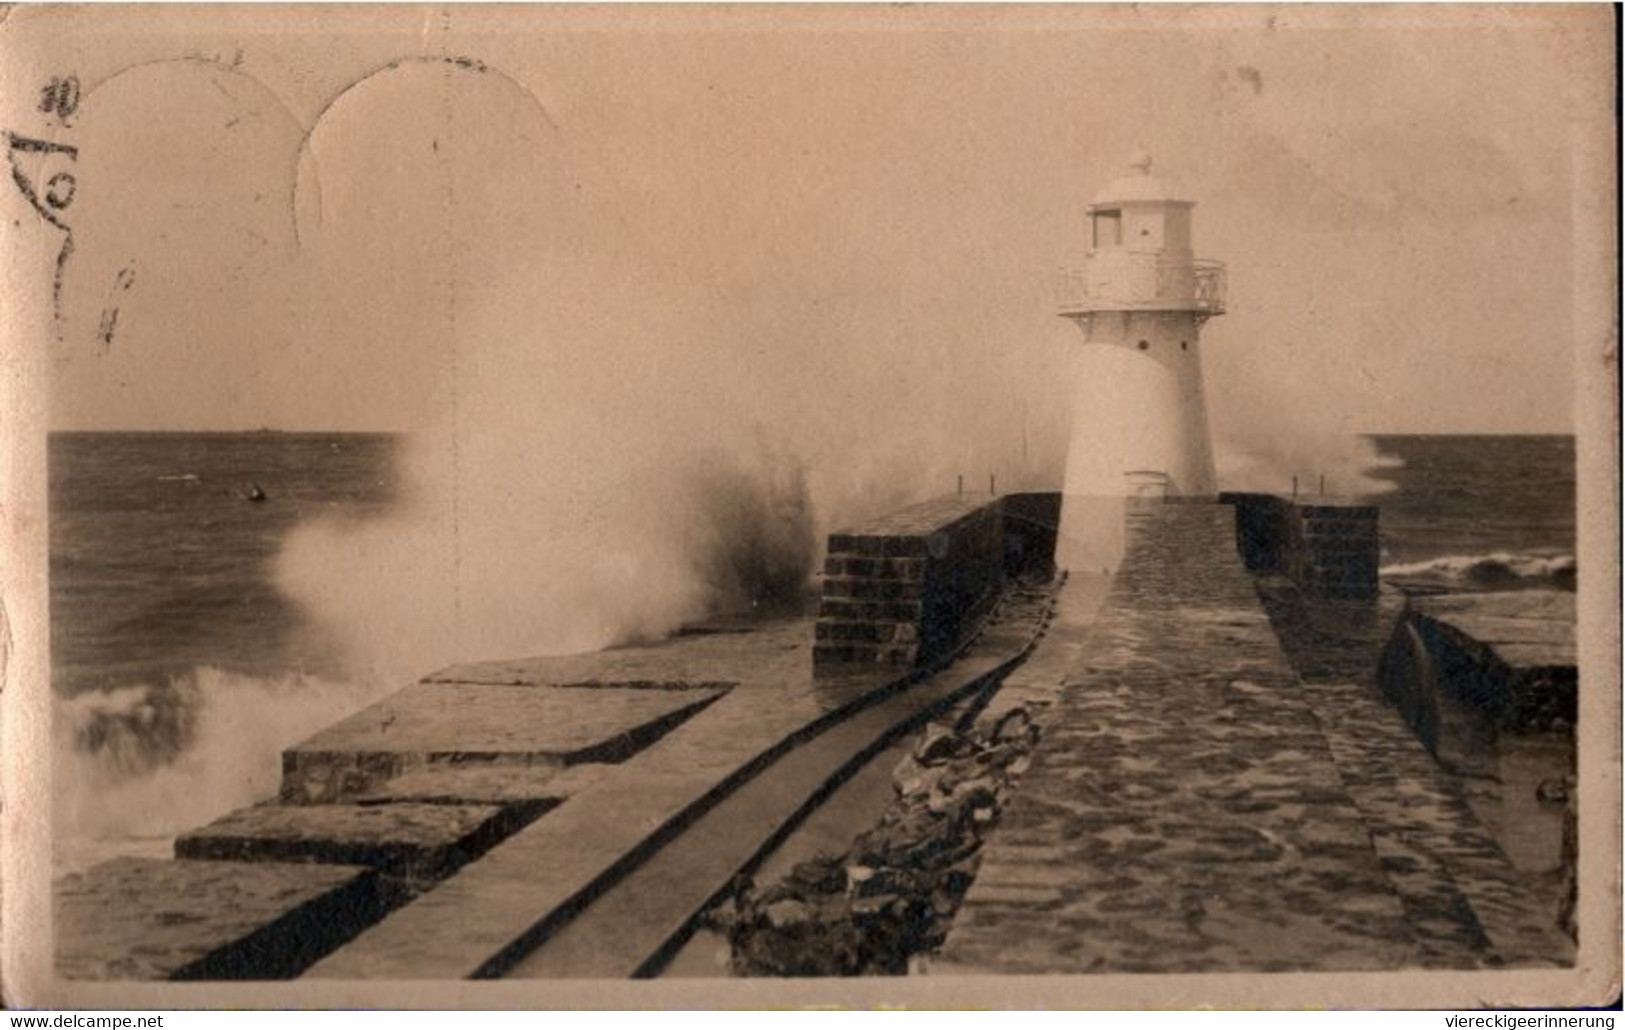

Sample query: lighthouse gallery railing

[1054,258,1226,316]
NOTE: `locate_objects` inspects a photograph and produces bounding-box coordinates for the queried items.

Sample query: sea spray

[1215,423,1401,500]
[687,443,819,614]
[273,430,823,683]
[54,666,391,873]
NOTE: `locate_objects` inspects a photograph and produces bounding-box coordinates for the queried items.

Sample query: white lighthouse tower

[1054,152,1227,571]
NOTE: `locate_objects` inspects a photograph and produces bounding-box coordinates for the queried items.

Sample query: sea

[1359,434,1576,591]
[48,431,401,871]
[45,431,1577,870]
[50,432,401,700]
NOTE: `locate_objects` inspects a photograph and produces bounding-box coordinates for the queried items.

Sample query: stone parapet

[1221,492,1379,600]
[813,495,1008,671]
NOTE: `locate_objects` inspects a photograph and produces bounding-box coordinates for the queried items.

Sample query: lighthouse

[1053,152,1227,571]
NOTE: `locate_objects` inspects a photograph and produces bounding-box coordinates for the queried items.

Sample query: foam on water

[53,665,393,874]
[1381,551,1576,592]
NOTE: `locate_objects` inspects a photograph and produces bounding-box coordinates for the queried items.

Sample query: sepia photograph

[0,3,1616,1009]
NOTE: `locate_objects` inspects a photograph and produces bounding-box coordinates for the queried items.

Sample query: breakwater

[814,492,1059,670]
[53,490,1575,981]
[938,501,1571,974]
[56,494,1048,980]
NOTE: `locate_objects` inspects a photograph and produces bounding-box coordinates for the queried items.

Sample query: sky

[3,5,1610,454]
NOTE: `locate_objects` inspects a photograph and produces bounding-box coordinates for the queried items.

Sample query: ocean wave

[54,666,391,874]
[1381,551,1576,591]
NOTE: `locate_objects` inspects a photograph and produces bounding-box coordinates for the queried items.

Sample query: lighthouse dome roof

[1091,151,1191,206]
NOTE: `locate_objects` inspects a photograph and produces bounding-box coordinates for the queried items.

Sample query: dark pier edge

[814,492,1061,673]
[1220,491,1380,600]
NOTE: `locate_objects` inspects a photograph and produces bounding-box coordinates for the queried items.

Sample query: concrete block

[1401,591,1576,730]
[282,681,729,803]
[825,533,886,557]
[822,555,927,580]
[821,576,917,601]
[879,535,932,558]
[825,533,933,558]
[175,802,533,882]
[815,620,899,643]
[817,495,1007,674]
[812,643,917,666]
[1308,538,1381,557]
[816,597,925,623]
[353,764,569,806]
[55,858,385,980]
[1299,505,1380,520]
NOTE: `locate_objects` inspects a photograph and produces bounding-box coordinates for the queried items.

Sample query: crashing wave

[54,666,389,874]
[1381,551,1576,592]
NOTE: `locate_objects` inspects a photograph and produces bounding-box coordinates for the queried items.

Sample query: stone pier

[54,493,1575,982]
[938,502,1571,974]
[815,495,1007,670]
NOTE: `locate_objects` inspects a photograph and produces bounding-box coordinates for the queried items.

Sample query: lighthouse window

[1092,209,1122,248]
[1180,340,1189,351]
[1137,340,1150,351]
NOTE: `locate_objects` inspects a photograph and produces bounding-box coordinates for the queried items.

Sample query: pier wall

[814,493,1059,671]
[1222,492,1380,600]
[55,487,1583,982]
[1376,591,1577,752]
[999,492,1062,580]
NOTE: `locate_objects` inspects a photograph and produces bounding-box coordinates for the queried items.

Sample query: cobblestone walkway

[939,503,1570,974]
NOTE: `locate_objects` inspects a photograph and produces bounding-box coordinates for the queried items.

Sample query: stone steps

[303,585,1054,980]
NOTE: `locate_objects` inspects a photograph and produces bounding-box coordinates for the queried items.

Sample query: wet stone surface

[353,763,572,806]
[1260,582,1574,966]
[1413,591,1575,670]
[56,858,380,981]
[283,679,731,802]
[941,504,1573,975]
[174,802,525,883]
